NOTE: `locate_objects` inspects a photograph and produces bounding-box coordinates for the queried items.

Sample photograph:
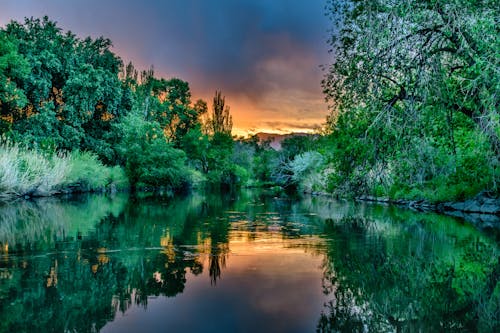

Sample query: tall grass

[0,140,128,199]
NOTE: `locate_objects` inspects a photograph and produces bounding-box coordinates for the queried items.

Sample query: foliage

[0,139,125,198]
[114,111,189,190]
[0,17,245,195]
[0,31,30,120]
[288,151,328,192]
[205,132,237,187]
[1,12,497,201]
[64,151,129,192]
[2,17,127,154]
[181,125,210,173]
[205,90,233,135]
[252,143,280,187]
[321,0,500,200]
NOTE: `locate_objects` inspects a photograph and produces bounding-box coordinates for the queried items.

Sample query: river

[0,190,498,332]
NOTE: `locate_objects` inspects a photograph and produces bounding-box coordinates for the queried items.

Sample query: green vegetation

[0,139,127,198]
[244,0,499,202]
[1,6,498,203]
[318,0,499,201]
[0,17,250,198]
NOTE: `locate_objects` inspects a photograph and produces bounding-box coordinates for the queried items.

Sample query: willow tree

[323,0,499,196]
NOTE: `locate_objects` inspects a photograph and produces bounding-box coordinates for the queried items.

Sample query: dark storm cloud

[0,0,331,132]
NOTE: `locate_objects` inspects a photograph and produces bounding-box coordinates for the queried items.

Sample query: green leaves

[1,17,124,154]
[0,32,29,110]
[322,0,499,198]
[114,111,189,190]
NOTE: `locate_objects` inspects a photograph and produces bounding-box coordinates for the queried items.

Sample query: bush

[64,151,109,191]
[115,112,190,191]
[0,139,128,199]
[0,140,67,197]
[277,151,331,193]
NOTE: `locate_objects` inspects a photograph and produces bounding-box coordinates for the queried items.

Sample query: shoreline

[3,185,499,230]
[306,190,500,230]
[354,192,500,229]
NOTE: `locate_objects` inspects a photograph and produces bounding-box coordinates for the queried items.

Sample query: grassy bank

[0,141,128,200]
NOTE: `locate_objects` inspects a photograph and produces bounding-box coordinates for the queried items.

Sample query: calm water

[0,190,498,332]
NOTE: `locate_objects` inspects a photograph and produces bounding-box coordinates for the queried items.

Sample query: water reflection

[0,191,498,332]
[311,202,500,332]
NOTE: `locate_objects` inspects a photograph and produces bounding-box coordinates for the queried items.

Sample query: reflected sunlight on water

[0,190,498,332]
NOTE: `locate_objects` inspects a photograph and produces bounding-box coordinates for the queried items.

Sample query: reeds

[0,139,128,200]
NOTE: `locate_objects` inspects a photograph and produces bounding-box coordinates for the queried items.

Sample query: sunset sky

[0,0,332,136]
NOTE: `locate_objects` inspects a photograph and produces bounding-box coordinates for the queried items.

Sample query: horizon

[0,0,331,136]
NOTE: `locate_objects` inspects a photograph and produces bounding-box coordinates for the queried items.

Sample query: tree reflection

[0,191,236,332]
[209,243,229,285]
[4,190,495,333]
[317,214,500,332]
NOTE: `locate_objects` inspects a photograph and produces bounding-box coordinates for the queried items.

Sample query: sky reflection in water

[0,190,498,332]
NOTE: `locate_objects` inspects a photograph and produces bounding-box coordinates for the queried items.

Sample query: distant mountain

[254,132,312,150]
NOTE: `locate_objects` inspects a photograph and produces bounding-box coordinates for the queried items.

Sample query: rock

[445,202,466,211]
[480,203,500,214]
[440,193,500,215]
[463,200,483,213]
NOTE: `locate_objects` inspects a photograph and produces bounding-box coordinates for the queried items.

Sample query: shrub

[0,139,128,199]
[114,112,190,191]
[0,140,68,197]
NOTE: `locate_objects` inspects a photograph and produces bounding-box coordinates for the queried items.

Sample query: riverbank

[299,188,500,231]
[0,142,128,200]
[355,191,500,229]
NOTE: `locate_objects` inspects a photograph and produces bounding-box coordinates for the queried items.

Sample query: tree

[114,111,189,190]
[1,17,125,154]
[134,72,205,147]
[181,125,210,173]
[323,0,499,155]
[206,90,232,135]
[0,31,30,131]
[322,0,499,197]
[163,78,200,145]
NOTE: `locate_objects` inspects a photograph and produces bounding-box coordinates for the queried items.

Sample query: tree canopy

[322,0,499,199]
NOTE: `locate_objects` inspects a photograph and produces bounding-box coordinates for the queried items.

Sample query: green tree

[206,90,232,135]
[114,111,189,190]
[322,0,499,198]
[181,125,210,173]
[324,0,499,155]
[0,31,30,132]
[1,17,125,154]
[135,72,205,147]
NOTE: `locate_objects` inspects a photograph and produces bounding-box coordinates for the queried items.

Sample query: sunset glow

[0,0,331,135]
